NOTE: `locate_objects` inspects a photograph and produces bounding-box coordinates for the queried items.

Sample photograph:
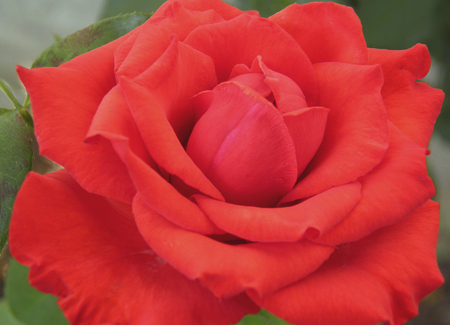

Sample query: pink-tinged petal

[133,194,335,299]
[153,0,251,21]
[369,44,444,148]
[282,62,389,203]
[187,82,297,207]
[116,1,224,80]
[132,37,218,144]
[184,14,318,105]
[251,200,443,325]
[192,181,361,243]
[9,171,257,325]
[313,122,436,246]
[107,130,223,235]
[255,57,308,113]
[270,2,368,64]
[283,107,329,176]
[16,38,137,203]
[119,51,224,202]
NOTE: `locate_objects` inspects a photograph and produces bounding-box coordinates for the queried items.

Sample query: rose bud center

[186,79,298,207]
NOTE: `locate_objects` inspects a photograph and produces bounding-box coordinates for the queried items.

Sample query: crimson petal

[313,122,436,246]
[9,171,256,325]
[282,62,389,203]
[250,200,443,325]
[184,14,318,105]
[133,194,335,299]
[192,181,361,243]
[270,2,368,64]
[16,36,136,203]
[369,44,444,148]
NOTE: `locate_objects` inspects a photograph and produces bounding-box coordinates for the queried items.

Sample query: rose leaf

[31,12,151,68]
[0,109,33,251]
[4,258,69,325]
[236,309,292,325]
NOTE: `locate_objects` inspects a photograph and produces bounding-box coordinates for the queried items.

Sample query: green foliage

[0,109,33,251]
[4,259,69,325]
[32,13,151,68]
[100,0,165,19]
[236,309,292,325]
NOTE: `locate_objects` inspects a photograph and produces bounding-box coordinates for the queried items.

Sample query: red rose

[10,1,444,324]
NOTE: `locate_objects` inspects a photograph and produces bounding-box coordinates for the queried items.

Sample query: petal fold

[192,181,361,243]
[369,44,444,148]
[133,194,335,299]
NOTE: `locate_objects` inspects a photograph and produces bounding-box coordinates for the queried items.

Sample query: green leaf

[5,259,69,325]
[236,309,292,325]
[0,110,33,251]
[100,0,165,19]
[0,300,26,325]
[31,13,151,68]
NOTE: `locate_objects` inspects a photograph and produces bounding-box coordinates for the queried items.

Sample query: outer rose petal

[9,171,257,325]
[270,2,368,64]
[154,0,250,21]
[16,35,137,203]
[313,122,436,246]
[184,14,319,105]
[133,194,335,299]
[369,44,444,148]
[251,200,443,325]
[282,62,389,203]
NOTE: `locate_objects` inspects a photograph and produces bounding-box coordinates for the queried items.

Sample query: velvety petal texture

[11,1,443,324]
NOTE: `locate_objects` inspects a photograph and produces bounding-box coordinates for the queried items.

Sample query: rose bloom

[9,0,444,324]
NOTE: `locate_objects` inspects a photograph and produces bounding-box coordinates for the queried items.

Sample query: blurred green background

[0,0,449,324]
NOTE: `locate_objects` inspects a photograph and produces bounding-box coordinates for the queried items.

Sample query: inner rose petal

[186,82,297,207]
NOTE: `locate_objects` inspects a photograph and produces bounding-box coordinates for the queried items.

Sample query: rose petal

[104,117,223,235]
[369,44,444,148]
[254,57,308,113]
[153,0,250,21]
[270,2,368,64]
[283,107,329,176]
[187,82,297,207]
[119,41,224,201]
[16,36,136,203]
[86,85,157,173]
[184,14,318,105]
[9,171,257,325]
[282,62,389,203]
[132,36,218,144]
[116,1,225,80]
[133,194,335,299]
[228,72,272,98]
[312,122,436,246]
[250,200,443,325]
[192,181,361,243]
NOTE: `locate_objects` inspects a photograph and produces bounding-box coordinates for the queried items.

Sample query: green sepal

[32,12,151,68]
